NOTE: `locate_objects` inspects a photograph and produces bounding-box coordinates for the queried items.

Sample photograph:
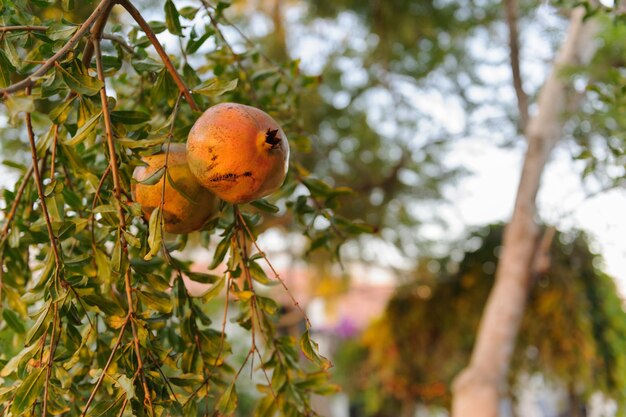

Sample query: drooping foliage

[0,0,377,415]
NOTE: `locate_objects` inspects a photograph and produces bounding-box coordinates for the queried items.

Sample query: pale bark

[451,7,598,417]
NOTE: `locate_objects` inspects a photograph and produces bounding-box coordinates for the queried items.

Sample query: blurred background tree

[333,225,626,416]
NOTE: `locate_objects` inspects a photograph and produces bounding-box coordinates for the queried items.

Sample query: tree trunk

[451,7,598,417]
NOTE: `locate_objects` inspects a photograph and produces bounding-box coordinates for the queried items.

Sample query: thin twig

[183,272,232,407]
[80,316,130,417]
[0,25,47,33]
[102,33,136,55]
[236,209,311,328]
[25,87,62,269]
[94,39,155,416]
[42,303,59,417]
[90,165,112,248]
[145,350,180,403]
[49,125,59,179]
[158,94,183,255]
[82,0,116,67]
[0,0,114,95]
[117,398,128,417]
[504,0,529,130]
[1,166,33,238]
[117,0,200,112]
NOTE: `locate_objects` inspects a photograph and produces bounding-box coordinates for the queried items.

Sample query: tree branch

[93,38,155,416]
[42,303,60,417]
[504,0,529,130]
[25,88,62,268]
[80,316,129,417]
[82,0,116,67]
[0,0,114,96]
[117,0,200,112]
[102,33,135,55]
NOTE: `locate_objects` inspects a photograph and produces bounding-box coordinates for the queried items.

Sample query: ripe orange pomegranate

[186,103,289,204]
[132,143,218,234]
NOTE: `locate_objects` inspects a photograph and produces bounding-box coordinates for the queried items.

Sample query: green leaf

[118,135,167,149]
[202,275,225,302]
[0,344,38,377]
[137,290,172,314]
[87,393,125,417]
[110,110,151,125]
[2,38,20,68]
[301,178,333,198]
[248,262,275,286]
[186,31,211,54]
[251,69,278,82]
[47,22,78,41]
[81,294,125,316]
[25,300,51,346]
[131,57,164,73]
[65,111,102,146]
[3,309,26,334]
[209,234,230,269]
[299,330,331,370]
[10,368,45,415]
[257,295,279,315]
[49,96,76,124]
[115,374,135,400]
[250,199,279,213]
[62,0,74,11]
[165,0,182,35]
[136,166,165,186]
[56,64,104,96]
[186,272,220,284]
[144,207,163,260]
[123,231,141,248]
[178,6,199,20]
[5,95,35,125]
[0,49,15,88]
[217,384,238,416]
[166,170,198,204]
[193,78,238,97]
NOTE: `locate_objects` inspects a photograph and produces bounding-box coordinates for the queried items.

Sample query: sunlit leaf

[217,384,238,416]
[193,78,238,97]
[165,0,182,35]
[10,368,45,415]
[299,330,332,370]
[145,207,163,260]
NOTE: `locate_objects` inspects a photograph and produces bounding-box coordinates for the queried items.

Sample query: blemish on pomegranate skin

[265,129,281,147]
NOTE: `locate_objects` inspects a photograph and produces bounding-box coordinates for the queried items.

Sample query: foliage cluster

[0,0,374,415]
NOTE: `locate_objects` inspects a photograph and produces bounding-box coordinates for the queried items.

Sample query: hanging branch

[504,0,529,130]
[25,88,62,269]
[80,317,130,417]
[0,0,114,96]
[236,208,312,328]
[42,303,60,417]
[117,0,200,112]
[93,38,155,416]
